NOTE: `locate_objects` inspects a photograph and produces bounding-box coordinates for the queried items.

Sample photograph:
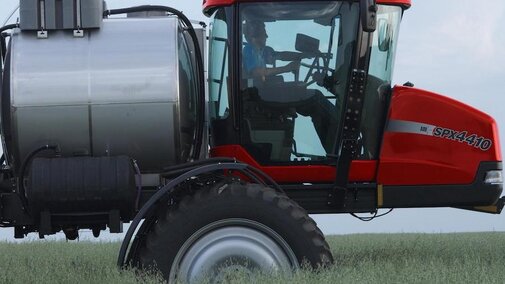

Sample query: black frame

[209,7,241,147]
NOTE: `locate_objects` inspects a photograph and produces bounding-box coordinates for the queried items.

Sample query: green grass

[0,242,163,284]
[0,232,503,283]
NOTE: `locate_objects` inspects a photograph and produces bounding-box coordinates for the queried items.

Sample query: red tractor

[0,0,502,282]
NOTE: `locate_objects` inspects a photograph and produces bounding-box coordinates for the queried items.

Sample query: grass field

[0,232,503,283]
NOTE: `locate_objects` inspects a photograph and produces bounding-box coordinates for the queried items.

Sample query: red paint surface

[210,86,501,186]
[210,145,378,183]
[203,0,411,14]
[377,86,501,186]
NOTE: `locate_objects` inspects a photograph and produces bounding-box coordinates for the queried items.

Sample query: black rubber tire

[137,182,333,281]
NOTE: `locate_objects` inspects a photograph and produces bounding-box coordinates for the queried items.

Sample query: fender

[117,161,283,267]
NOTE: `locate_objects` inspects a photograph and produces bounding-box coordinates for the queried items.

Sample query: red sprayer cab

[202,0,503,213]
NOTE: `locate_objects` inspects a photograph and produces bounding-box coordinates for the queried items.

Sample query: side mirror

[377,18,391,52]
[360,0,377,32]
[295,33,320,54]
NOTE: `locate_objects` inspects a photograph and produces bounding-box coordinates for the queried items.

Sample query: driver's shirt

[242,43,275,76]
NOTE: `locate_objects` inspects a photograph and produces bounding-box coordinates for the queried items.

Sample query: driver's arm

[274,51,305,61]
[244,46,299,79]
[250,62,298,78]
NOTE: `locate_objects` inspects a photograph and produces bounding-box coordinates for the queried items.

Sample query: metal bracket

[327,186,347,207]
[14,226,25,239]
[39,211,52,236]
[109,210,123,233]
[331,69,368,207]
[37,30,48,39]
[37,0,48,39]
[73,29,84,38]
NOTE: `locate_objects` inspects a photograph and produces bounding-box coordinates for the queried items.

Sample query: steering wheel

[297,53,334,87]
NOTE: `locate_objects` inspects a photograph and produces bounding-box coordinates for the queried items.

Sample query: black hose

[0,24,17,34]
[104,6,206,161]
[161,157,238,178]
[0,24,16,65]
[1,33,6,63]
[18,145,59,211]
[161,158,237,179]
[160,158,285,195]
[350,208,394,221]
[131,159,142,212]
[0,154,4,165]
[163,157,237,172]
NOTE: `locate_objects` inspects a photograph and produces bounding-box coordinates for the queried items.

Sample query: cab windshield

[239,2,359,163]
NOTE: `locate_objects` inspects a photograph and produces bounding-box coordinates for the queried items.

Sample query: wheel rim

[169,218,299,283]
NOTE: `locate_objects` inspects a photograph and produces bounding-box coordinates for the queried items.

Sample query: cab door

[209,2,396,184]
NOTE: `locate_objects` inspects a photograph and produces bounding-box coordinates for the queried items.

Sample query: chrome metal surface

[6,17,197,172]
[170,219,298,283]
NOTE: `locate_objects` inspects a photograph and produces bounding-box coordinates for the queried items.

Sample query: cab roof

[203,0,412,16]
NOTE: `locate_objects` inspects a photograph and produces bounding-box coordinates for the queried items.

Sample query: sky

[0,0,503,241]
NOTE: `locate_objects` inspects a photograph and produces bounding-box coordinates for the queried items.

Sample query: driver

[243,21,301,81]
[242,20,340,153]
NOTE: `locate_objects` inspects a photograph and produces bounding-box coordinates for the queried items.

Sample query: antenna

[2,5,20,26]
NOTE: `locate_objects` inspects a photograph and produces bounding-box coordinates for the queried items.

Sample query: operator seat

[241,77,303,163]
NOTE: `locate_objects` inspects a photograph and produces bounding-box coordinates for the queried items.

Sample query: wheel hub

[170,219,299,283]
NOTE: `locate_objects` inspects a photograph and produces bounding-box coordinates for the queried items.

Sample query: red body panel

[203,0,411,14]
[378,86,501,186]
[210,87,502,186]
[211,145,377,183]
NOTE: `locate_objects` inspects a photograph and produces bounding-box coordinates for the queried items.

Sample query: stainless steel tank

[2,17,200,172]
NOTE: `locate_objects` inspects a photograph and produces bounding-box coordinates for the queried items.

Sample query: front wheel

[137,182,333,283]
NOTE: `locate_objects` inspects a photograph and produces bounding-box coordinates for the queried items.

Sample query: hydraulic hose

[1,35,6,63]
[104,6,206,162]
[131,159,142,212]
[0,24,17,63]
[0,24,17,34]
[18,145,60,212]
[162,157,237,172]
[161,157,239,178]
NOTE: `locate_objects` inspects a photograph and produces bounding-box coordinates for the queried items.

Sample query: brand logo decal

[386,120,493,152]
[432,127,492,151]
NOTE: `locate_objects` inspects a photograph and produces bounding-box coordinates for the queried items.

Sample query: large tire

[137,182,333,282]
